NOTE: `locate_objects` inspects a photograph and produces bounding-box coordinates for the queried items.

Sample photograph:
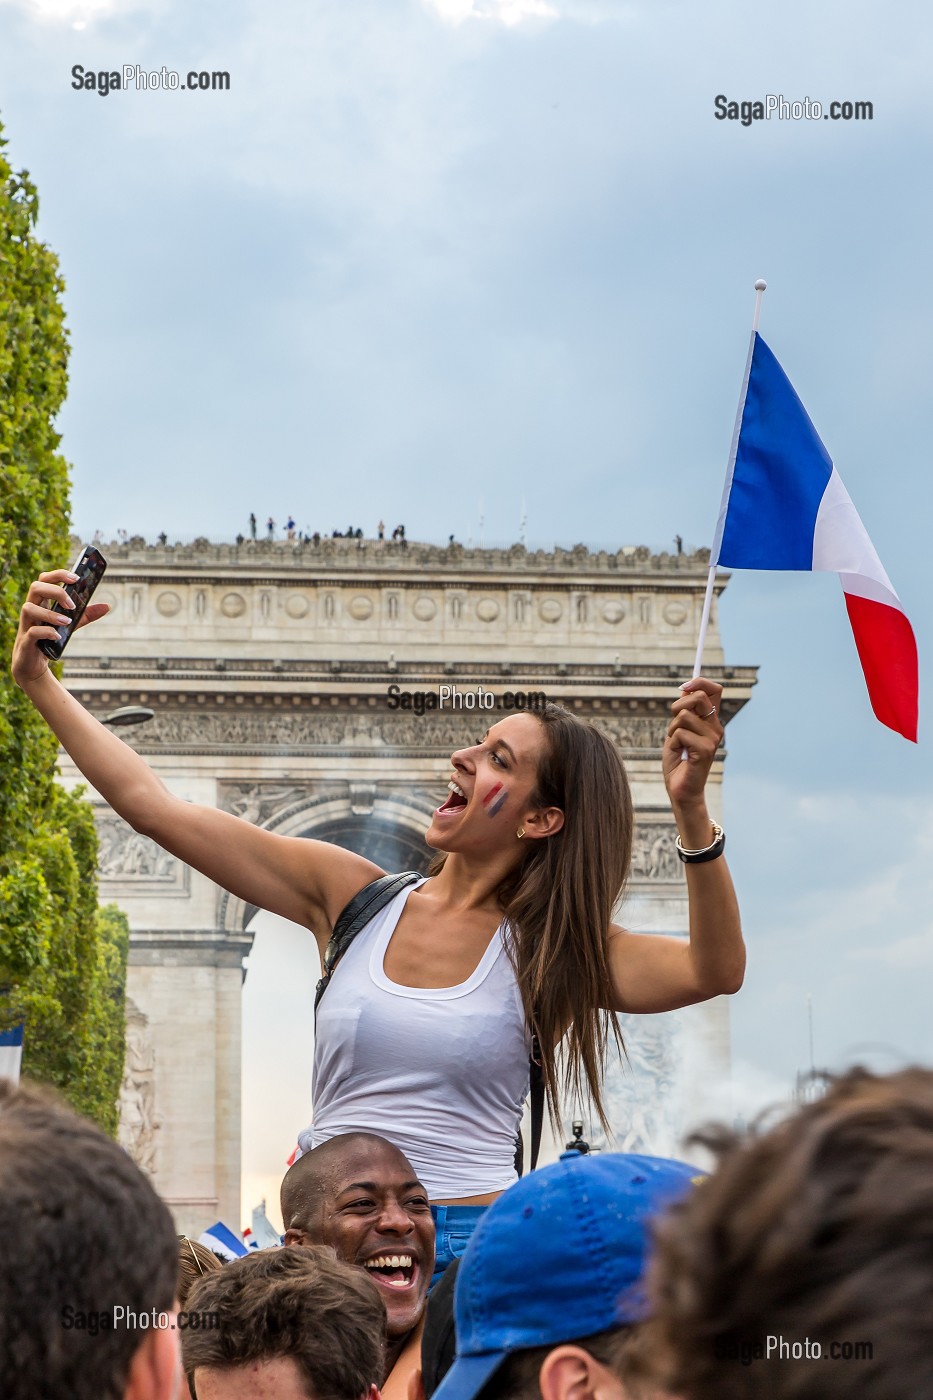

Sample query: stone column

[124,930,252,1237]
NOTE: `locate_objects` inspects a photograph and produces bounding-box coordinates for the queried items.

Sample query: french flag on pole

[711,330,918,742]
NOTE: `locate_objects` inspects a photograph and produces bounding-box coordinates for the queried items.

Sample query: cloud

[0,0,147,24]
[850,929,933,971]
[424,0,559,25]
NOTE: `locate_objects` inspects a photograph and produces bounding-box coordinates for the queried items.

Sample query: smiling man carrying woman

[13,568,745,1275]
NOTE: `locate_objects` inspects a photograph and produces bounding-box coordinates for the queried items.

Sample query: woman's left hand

[662,677,724,812]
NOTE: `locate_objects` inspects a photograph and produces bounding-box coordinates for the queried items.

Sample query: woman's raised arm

[607,676,745,1013]
[12,570,383,951]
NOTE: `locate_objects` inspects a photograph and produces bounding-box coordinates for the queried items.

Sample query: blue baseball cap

[432,1151,702,1400]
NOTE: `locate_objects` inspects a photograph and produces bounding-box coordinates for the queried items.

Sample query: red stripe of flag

[843,591,919,743]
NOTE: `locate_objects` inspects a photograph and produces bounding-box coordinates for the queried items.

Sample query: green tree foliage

[0,120,128,1129]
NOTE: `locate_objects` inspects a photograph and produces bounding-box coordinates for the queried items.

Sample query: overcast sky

[2,0,932,1227]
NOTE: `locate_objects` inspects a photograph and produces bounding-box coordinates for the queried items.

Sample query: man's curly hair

[645,1066,933,1400]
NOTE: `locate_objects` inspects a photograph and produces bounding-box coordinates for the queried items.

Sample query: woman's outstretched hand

[662,677,724,815]
[11,569,110,689]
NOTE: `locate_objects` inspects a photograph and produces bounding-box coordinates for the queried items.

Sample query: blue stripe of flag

[717,333,833,570]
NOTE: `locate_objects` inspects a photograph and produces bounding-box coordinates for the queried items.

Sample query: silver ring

[706,707,717,717]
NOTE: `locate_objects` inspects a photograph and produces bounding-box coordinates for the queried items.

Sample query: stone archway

[56,534,756,1234]
[218,793,435,937]
[305,818,432,876]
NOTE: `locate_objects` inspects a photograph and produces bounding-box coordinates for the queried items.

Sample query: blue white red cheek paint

[483,782,508,817]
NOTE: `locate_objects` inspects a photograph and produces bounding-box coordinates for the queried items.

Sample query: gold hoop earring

[516,826,525,839]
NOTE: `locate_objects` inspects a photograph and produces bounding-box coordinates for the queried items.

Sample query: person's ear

[123,1320,184,1400]
[522,806,564,840]
[282,1227,307,1246]
[538,1345,629,1400]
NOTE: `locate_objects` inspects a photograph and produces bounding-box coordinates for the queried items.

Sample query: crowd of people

[9,561,928,1397]
[2,1066,931,1399]
[240,515,409,546]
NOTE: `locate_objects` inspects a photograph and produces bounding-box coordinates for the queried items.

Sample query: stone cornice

[127,929,254,967]
[73,534,722,580]
[66,660,757,686]
[64,695,743,759]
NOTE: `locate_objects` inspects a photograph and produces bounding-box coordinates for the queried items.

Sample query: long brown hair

[435,704,633,1132]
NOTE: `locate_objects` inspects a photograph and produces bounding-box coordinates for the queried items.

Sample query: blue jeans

[429,1205,487,1290]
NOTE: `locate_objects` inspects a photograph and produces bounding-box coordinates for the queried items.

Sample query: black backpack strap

[314,871,421,1013]
[514,1032,545,1177]
[528,1035,545,1172]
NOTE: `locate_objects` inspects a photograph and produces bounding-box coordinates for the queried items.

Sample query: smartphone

[38,546,108,660]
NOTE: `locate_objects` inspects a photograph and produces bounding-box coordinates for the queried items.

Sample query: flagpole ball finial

[754,279,767,291]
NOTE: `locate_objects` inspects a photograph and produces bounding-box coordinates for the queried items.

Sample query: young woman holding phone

[13,566,744,1272]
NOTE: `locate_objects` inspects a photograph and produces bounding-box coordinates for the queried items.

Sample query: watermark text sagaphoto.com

[61,1306,220,1335]
[716,1335,874,1365]
[386,684,548,716]
[71,65,230,95]
[714,94,873,126]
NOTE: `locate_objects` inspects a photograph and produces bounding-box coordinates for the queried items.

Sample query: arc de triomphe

[59,535,755,1234]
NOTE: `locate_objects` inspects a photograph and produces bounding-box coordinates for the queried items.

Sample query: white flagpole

[691,278,767,679]
[681,278,766,759]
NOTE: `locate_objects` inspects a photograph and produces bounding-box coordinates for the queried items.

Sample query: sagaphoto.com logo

[71,64,230,97]
[713,93,873,126]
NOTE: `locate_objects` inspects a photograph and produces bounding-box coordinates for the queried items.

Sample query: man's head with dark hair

[646,1066,933,1400]
[432,1152,699,1400]
[418,1259,647,1400]
[281,1133,434,1367]
[177,1238,223,1309]
[0,1077,181,1400]
[183,1245,386,1400]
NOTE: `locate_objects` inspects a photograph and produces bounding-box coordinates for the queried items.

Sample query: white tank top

[311,879,531,1199]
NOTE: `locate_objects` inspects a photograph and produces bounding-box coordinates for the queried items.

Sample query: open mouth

[363,1253,417,1291]
[435,779,468,816]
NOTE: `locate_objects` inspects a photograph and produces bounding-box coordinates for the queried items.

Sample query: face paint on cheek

[483,783,508,818]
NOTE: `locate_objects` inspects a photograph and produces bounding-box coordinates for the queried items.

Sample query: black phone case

[38,547,107,660]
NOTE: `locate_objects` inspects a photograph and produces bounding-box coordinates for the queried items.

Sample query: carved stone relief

[629,824,682,882]
[589,1013,684,1156]
[588,716,669,749]
[219,785,306,824]
[221,592,247,618]
[97,812,186,888]
[156,590,181,617]
[663,600,688,626]
[118,998,160,1178]
[131,709,668,753]
[286,594,310,619]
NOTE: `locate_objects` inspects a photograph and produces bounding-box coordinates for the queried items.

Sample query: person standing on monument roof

[12,566,744,1279]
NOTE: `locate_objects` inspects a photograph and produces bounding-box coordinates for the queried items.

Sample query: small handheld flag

[198,1220,249,1261]
[695,283,918,742]
[0,1023,24,1085]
